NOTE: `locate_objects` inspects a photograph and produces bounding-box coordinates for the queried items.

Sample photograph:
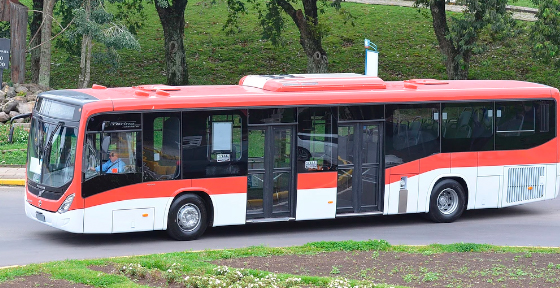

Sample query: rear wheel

[428,179,466,223]
[167,194,208,240]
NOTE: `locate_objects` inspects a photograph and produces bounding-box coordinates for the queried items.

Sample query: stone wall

[0,83,48,123]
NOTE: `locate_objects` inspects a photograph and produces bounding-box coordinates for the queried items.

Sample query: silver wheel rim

[177,203,201,232]
[437,188,459,215]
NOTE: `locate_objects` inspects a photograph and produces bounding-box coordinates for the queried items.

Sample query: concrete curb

[0,179,25,186]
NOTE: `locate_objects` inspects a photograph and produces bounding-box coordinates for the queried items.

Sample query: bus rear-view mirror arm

[7,112,31,143]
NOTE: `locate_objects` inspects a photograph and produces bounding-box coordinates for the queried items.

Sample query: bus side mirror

[7,112,32,143]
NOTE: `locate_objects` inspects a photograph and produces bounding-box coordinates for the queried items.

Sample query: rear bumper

[24,201,84,233]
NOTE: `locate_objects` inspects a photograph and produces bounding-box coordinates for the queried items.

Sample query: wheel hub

[437,188,459,215]
[177,204,201,232]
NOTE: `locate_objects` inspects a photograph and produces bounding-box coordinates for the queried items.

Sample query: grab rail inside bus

[7,113,31,143]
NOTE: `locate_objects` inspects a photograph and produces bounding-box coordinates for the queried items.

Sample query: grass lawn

[1,240,560,287]
[511,0,537,8]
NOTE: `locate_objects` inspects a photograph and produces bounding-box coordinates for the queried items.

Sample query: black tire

[427,179,466,223]
[167,194,208,241]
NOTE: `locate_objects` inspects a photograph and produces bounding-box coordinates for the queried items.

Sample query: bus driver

[90,151,125,174]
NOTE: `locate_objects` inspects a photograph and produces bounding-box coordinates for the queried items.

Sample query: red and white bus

[24,74,560,240]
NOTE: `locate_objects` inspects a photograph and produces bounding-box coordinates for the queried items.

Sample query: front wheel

[167,194,208,241]
[427,179,466,223]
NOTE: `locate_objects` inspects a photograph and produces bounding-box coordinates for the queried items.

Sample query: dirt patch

[0,274,94,288]
[215,251,560,287]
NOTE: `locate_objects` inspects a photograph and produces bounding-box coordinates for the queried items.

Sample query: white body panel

[296,188,337,220]
[545,164,557,200]
[25,202,84,233]
[210,193,247,226]
[383,164,559,216]
[84,198,171,233]
[112,208,155,233]
[26,164,560,234]
[478,165,502,177]
[475,176,501,209]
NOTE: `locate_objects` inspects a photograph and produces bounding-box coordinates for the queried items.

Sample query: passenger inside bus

[90,151,125,174]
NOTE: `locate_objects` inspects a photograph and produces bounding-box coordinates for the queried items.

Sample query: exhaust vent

[506,166,545,203]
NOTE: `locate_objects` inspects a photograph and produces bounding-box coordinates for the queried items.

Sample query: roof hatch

[133,85,181,91]
[239,74,386,92]
[404,79,449,89]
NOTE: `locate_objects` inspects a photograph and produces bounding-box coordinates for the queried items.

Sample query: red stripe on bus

[191,177,247,195]
[297,172,338,190]
[385,139,558,185]
[83,177,248,208]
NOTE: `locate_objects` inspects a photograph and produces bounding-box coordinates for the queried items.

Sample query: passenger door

[247,125,295,219]
[337,122,383,214]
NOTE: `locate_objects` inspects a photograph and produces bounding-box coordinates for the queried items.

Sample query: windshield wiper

[43,121,65,159]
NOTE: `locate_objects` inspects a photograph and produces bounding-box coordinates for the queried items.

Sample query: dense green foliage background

[10,0,560,89]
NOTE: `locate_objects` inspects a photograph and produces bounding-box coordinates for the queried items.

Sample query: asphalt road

[2,186,560,267]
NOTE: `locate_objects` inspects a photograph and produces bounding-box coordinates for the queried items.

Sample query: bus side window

[84,131,140,177]
[82,113,142,198]
[441,102,494,152]
[182,110,247,179]
[143,113,181,181]
[495,100,556,150]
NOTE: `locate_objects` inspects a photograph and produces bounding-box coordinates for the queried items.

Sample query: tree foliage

[414,0,515,79]
[530,0,560,67]
[225,0,353,73]
[64,0,140,87]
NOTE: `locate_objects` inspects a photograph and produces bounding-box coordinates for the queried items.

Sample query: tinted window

[442,102,494,152]
[495,100,555,150]
[297,107,337,172]
[385,104,440,167]
[249,108,296,124]
[338,105,384,121]
[182,110,248,179]
[143,113,181,181]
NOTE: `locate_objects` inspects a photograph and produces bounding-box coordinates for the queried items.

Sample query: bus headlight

[57,194,75,214]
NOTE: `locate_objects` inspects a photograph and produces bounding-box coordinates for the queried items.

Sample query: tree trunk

[78,0,92,88]
[155,0,188,86]
[30,0,43,84]
[276,0,327,73]
[78,35,92,88]
[9,1,27,84]
[38,0,56,87]
[429,0,468,80]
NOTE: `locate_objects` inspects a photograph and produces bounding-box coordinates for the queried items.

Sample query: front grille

[27,180,66,200]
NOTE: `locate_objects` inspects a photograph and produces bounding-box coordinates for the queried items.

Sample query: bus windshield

[27,117,78,188]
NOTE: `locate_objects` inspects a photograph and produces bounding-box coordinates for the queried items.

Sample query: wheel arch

[164,189,215,230]
[425,175,469,213]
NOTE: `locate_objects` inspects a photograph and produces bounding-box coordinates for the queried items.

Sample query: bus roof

[49,74,557,111]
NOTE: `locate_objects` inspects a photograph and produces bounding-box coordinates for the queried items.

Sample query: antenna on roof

[364,39,378,77]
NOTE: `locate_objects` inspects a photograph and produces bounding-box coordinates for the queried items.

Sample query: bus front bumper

[24,201,84,233]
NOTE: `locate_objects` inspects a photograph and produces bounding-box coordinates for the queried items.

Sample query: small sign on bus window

[305,161,318,170]
[217,153,230,162]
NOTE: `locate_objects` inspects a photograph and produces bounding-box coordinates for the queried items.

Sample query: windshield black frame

[27,116,79,190]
